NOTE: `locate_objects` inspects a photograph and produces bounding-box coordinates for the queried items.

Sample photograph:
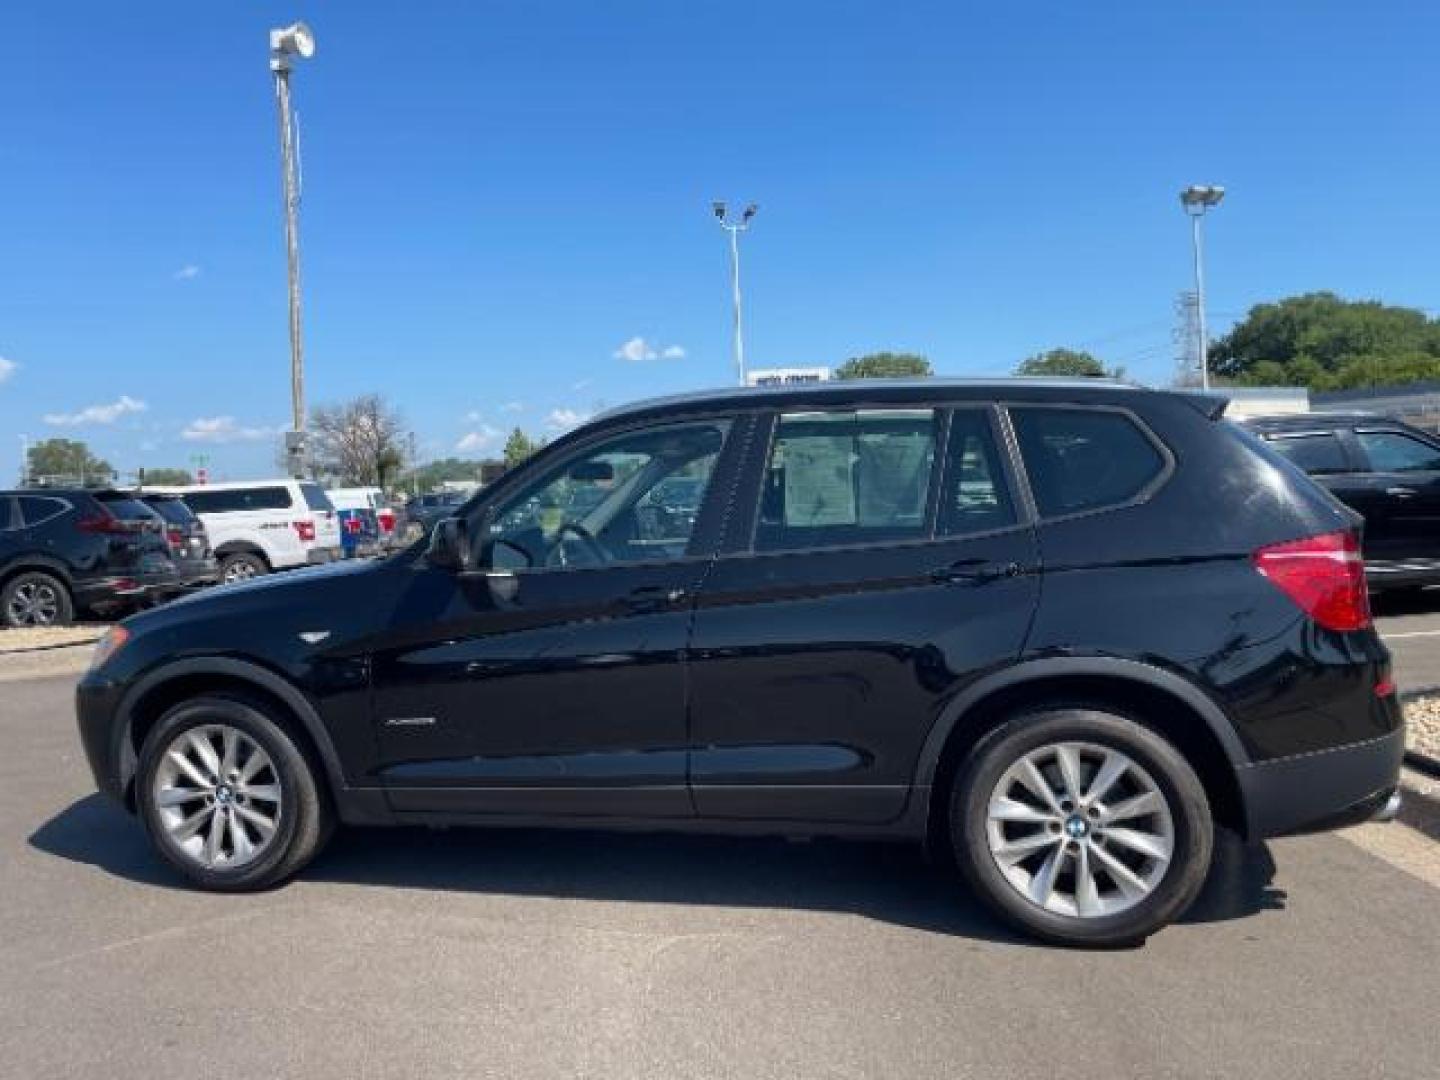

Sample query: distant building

[745,366,832,387]
[1313,381,1440,433]
[1219,386,1310,419]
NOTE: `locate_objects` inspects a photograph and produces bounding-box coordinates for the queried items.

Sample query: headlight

[88,626,130,672]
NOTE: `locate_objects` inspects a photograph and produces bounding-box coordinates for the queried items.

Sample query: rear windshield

[94,493,159,522]
[143,497,196,525]
[300,483,334,512]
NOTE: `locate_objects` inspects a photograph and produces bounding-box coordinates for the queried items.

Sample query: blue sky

[2,1,1437,480]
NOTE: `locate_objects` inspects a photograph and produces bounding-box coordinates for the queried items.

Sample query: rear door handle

[623,586,688,612]
[1386,486,1418,498]
[929,560,1021,585]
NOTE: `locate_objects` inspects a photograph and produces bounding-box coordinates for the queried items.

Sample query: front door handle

[623,586,688,612]
[930,560,1021,585]
[1386,486,1418,498]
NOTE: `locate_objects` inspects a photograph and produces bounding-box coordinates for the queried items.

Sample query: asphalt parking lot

[1374,592,1440,694]
[3,671,1440,1079]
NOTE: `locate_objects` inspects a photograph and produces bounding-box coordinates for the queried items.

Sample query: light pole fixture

[713,201,759,386]
[1179,184,1224,391]
[270,21,316,476]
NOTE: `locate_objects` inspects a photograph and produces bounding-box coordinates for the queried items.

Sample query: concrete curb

[0,638,102,657]
[1405,750,1440,781]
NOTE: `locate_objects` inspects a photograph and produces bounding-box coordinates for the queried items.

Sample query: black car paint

[77,381,1402,848]
[1,488,181,613]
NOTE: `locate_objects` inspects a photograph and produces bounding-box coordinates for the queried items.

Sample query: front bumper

[76,673,129,805]
[1239,726,1406,839]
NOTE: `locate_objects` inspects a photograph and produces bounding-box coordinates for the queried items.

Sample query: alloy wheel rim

[985,741,1174,919]
[152,724,283,870]
[7,581,60,626]
[224,560,257,582]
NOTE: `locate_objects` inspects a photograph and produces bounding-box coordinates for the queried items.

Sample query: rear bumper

[307,546,342,566]
[1239,727,1406,838]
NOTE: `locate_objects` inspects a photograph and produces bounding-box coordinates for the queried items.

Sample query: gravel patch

[0,625,105,654]
[1405,695,1440,761]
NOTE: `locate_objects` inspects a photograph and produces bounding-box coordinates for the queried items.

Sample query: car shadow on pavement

[31,795,1283,943]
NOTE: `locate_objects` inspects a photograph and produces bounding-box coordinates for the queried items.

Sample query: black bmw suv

[1244,412,1440,594]
[76,380,1403,945]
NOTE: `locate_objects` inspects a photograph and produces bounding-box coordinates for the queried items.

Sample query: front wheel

[136,697,333,891]
[951,708,1213,947]
[218,552,268,583]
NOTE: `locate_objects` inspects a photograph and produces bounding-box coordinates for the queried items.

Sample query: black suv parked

[1,488,180,626]
[1244,413,1440,594]
[76,381,1403,945]
[136,493,220,592]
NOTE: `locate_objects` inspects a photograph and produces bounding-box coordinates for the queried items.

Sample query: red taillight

[377,510,395,533]
[166,527,185,550]
[76,513,132,536]
[345,517,362,534]
[1254,530,1370,632]
[292,519,317,543]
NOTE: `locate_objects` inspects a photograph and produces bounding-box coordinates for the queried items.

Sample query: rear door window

[1356,431,1440,473]
[185,486,293,513]
[755,409,938,551]
[1264,432,1351,475]
[1011,407,1166,518]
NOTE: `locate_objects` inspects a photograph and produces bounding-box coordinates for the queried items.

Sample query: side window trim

[934,404,1033,536]
[1002,402,1175,523]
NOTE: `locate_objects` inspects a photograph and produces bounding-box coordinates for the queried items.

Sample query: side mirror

[426,515,471,571]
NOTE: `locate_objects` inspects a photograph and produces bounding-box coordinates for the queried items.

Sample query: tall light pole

[270,21,316,476]
[18,433,28,486]
[713,201,759,385]
[1179,184,1224,391]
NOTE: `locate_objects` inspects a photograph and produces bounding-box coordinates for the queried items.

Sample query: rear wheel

[218,552,267,583]
[2,571,74,628]
[951,707,1213,947]
[136,696,333,891]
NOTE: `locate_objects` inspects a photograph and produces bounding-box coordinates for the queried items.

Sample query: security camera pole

[1179,184,1224,392]
[270,21,316,477]
[713,201,759,386]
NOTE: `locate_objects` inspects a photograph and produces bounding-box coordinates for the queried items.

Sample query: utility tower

[1172,291,1202,387]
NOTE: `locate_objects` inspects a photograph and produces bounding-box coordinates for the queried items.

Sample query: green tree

[139,467,193,486]
[833,352,933,380]
[26,438,113,485]
[504,427,541,467]
[1210,292,1440,389]
[1016,348,1125,379]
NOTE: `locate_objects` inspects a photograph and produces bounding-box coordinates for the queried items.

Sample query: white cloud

[0,357,15,385]
[501,401,525,413]
[456,425,502,454]
[44,395,147,426]
[181,416,275,443]
[613,336,686,363]
[571,379,593,392]
[173,264,202,281]
[546,407,590,432]
[464,410,483,423]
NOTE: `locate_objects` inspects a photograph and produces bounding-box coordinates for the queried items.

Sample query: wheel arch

[213,542,271,568]
[917,658,1250,850]
[0,556,74,592]
[114,657,345,809]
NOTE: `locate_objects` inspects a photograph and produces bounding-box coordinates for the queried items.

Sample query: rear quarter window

[300,483,334,512]
[17,496,71,527]
[1011,407,1166,518]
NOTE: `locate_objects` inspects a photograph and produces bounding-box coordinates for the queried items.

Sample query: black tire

[950,707,1213,947]
[135,696,333,891]
[1,570,74,628]
[218,551,268,583]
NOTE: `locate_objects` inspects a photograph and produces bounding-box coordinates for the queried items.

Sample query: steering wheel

[551,521,609,567]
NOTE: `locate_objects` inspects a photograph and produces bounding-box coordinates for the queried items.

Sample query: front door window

[486,420,730,569]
